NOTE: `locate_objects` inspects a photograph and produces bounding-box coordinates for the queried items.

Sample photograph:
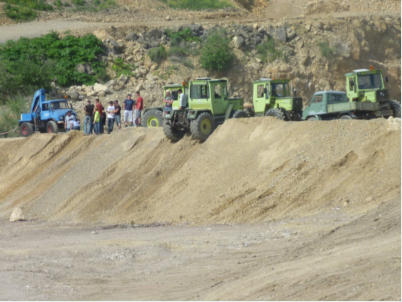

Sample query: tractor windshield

[50,101,69,110]
[357,73,383,90]
[327,93,348,104]
[271,82,290,97]
[190,84,209,99]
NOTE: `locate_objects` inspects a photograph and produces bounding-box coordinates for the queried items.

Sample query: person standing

[84,100,94,135]
[163,90,173,116]
[93,108,101,135]
[123,94,135,127]
[135,91,143,127]
[94,98,105,134]
[114,100,122,129]
[64,110,75,132]
[106,101,115,134]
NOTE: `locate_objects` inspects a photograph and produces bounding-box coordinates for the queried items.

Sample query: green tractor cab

[249,78,303,120]
[163,78,246,142]
[141,83,186,128]
[345,68,400,117]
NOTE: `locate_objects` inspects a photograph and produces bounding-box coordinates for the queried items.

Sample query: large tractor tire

[340,114,354,120]
[142,109,163,128]
[265,108,287,120]
[163,122,184,142]
[20,122,33,137]
[190,112,215,142]
[232,110,248,118]
[47,121,59,133]
[307,116,318,121]
[389,100,401,118]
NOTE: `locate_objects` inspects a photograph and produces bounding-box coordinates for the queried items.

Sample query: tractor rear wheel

[47,121,59,133]
[142,109,163,128]
[20,122,33,137]
[389,100,401,118]
[190,112,215,142]
[163,122,184,142]
[265,108,287,120]
[232,110,248,118]
[340,114,353,120]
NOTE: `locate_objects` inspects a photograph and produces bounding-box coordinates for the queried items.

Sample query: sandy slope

[0,117,400,300]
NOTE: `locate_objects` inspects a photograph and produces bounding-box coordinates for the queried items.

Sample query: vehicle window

[271,83,290,97]
[51,101,69,109]
[171,90,179,101]
[358,73,382,90]
[42,104,49,110]
[257,84,265,98]
[312,95,323,103]
[190,84,209,99]
[327,93,348,104]
[214,83,223,99]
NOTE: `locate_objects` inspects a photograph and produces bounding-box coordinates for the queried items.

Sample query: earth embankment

[0,118,399,225]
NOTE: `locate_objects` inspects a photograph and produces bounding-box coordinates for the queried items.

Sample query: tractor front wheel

[265,108,287,120]
[20,122,33,137]
[340,114,354,120]
[142,109,163,128]
[47,121,59,133]
[389,100,401,118]
[163,122,184,142]
[190,112,215,142]
[307,116,318,121]
[232,110,248,118]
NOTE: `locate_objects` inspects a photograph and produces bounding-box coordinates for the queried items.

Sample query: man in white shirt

[64,111,75,132]
[106,101,115,134]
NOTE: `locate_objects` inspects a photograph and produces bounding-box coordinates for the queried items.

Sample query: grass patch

[159,0,232,10]
[200,31,234,73]
[0,95,30,136]
[148,45,167,63]
[112,58,135,77]
[166,27,200,46]
[256,38,283,63]
[318,41,335,58]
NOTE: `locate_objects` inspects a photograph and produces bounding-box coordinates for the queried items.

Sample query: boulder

[232,35,245,49]
[9,207,24,222]
[125,32,139,41]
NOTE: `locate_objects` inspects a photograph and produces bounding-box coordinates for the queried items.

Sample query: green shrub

[167,46,189,58]
[112,58,135,77]
[256,38,283,63]
[318,41,335,58]
[200,32,234,73]
[4,4,37,21]
[0,32,107,98]
[235,0,254,9]
[148,45,167,63]
[159,0,232,10]
[166,27,200,46]
[0,95,30,136]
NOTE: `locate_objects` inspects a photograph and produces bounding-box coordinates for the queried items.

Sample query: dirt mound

[0,118,400,225]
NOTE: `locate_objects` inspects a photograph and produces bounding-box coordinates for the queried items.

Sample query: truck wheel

[20,122,33,137]
[47,121,59,133]
[142,109,163,128]
[163,122,184,142]
[190,112,215,142]
[307,116,318,121]
[340,114,353,120]
[389,100,401,118]
[232,110,248,118]
[265,108,287,120]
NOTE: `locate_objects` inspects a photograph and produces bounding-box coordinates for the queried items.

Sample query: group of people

[82,91,144,135]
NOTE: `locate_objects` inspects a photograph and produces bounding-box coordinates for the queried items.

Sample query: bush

[318,41,335,58]
[148,45,167,63]
[159,0,232,10]
[167,46,189,58]
[4,4,37,21]
[0,95,30,136]
[235,0,254,10]
[0,32,107,98]
[256,38,283,63]
[166,27,200,46]
[200,32,234,73]
[112,58,134,77]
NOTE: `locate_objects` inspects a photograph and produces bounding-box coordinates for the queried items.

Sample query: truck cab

[19,89,77,136]
[251,78,302,120]
[346,68,387,103]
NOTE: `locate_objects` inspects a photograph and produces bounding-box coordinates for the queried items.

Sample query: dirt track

[0,118,400,300]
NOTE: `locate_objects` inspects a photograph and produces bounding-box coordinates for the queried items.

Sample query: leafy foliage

[166,27,200,46]
[148,45,167,63]
[0,32,107,98]
[159,0,232,10]
[112,58,135,77]
[256,38,283,63]
[0,95,30,136]
[318,41,335,58]
[200,32,234,73]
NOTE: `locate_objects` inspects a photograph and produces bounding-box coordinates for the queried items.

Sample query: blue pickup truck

[19,89,78,136]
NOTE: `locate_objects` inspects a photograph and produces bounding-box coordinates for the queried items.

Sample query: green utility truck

[302,91,382,120]
[248,78,303,120]
[141,83,186,128]
[163,78,246,142]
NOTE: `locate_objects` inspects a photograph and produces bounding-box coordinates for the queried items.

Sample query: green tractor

[247,78,303,120]
[163,78,246,142]
[345,67,400,118]
[141,83,186,128]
